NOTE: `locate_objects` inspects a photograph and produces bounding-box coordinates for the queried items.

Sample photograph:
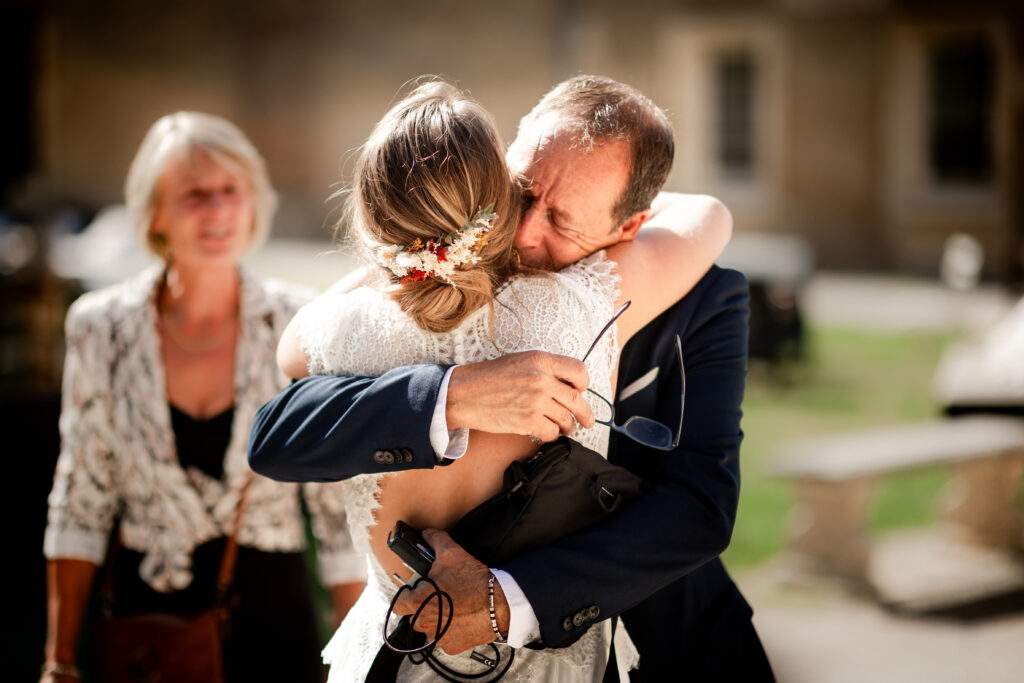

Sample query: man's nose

[515,206,544,249]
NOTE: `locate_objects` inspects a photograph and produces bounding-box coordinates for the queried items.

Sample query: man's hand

[446,351,594,441]
[393,530,510,655]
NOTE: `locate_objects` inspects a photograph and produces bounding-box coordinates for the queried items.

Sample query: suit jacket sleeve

[501,268,749,647]
[248,364,449,483]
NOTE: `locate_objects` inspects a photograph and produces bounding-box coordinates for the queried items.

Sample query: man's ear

[616,210,650,243]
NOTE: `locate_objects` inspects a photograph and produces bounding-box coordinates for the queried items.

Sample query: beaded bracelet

[487,572,507,643]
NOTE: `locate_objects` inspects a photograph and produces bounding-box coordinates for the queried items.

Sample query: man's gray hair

[518,75,674,225]
[125,111,278,257]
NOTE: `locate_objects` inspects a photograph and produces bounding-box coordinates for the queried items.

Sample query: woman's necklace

[158,313,238,354]
[156,268,240,354]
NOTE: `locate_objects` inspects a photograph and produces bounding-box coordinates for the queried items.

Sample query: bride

[277,80,727,681]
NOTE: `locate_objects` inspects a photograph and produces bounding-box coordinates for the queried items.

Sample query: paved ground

[736,563,1024,683]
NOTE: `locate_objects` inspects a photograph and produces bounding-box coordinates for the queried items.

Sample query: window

[715,50,756,179]
[928,34,995,184]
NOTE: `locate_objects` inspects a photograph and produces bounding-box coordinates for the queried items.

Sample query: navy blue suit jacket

[249,266,752,661]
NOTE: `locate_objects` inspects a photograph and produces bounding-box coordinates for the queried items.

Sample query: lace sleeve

[43,302,121,564]
[557,250,622,310]
[494,251,621,361]
[293,285,441,377]
[302,481,367,585]
[292,288,364,376]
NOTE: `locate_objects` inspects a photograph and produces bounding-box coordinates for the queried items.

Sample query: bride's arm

[277,316,310,379]
[277,267,372,379]
[607,192,732,343]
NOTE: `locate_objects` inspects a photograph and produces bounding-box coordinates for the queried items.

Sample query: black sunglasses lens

[624,418,672,448]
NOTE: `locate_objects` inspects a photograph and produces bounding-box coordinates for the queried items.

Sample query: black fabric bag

[450,436,647,567]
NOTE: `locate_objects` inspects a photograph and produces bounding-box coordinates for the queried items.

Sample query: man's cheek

[549,245,580,270]
[565,234,597,259]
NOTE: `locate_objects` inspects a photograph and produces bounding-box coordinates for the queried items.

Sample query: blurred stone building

[6,0,1023,278]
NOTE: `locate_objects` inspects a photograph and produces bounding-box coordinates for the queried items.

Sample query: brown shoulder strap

[216,471,255,601]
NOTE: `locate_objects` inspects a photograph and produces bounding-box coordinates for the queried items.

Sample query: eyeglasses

[581,301,685,451]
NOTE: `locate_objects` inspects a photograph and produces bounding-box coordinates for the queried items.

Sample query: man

[250,75,773,680]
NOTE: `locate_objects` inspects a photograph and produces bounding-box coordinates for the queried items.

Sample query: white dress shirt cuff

[429,366,469,461]
[490,569,541,648]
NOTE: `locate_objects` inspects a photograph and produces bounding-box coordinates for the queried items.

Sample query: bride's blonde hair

[346,80,521,333]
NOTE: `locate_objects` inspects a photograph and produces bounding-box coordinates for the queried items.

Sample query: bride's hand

[445,351,594,441]
[394,529,509,654]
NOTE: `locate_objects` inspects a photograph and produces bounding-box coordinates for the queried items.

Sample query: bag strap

[98,472,255,610]
[216,471,255,602]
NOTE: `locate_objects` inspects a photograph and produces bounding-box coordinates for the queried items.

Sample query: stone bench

[772,416,1024,590]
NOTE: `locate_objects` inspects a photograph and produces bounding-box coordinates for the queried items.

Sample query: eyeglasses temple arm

[582,300,631,363]
[671,335,684,450]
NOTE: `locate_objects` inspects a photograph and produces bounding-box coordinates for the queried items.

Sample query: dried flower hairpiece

[374,205,497,285]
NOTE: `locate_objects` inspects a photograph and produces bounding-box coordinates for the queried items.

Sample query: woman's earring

[165,266,184,299]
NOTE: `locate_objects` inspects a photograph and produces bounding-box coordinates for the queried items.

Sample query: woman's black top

[104,404,323,682]
[169,403,234,480]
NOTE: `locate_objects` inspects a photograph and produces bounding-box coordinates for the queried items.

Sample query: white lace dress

[296,252,638,682]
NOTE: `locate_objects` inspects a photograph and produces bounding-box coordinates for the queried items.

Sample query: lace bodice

[299,251,619,459]
[297,252,634,680]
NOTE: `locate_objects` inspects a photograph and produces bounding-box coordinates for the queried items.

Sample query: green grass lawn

[722,326,957,569]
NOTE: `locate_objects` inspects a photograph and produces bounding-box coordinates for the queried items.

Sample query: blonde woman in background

[40,112,364,683]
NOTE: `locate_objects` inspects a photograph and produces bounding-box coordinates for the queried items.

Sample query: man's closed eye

[556,223,582,240]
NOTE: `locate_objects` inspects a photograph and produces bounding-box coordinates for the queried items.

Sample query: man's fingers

[528,415,561,442]
[394,580,450,637]
[543,354,589,393]
[544,398,577,435]
[394,583,434,615]
[550,378,595,429]
[421,528,457,559]
[400,599,441,637]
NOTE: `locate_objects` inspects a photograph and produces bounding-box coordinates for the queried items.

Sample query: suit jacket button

[562,617,573,631]
[587,605,600,620]
[400,448,414,463]
[373,450,388,465]
[572,612,585,627]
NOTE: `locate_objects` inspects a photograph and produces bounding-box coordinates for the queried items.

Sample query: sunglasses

[581,301,685,451]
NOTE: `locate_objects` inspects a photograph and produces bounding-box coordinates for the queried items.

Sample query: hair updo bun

[346,80,521,333]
